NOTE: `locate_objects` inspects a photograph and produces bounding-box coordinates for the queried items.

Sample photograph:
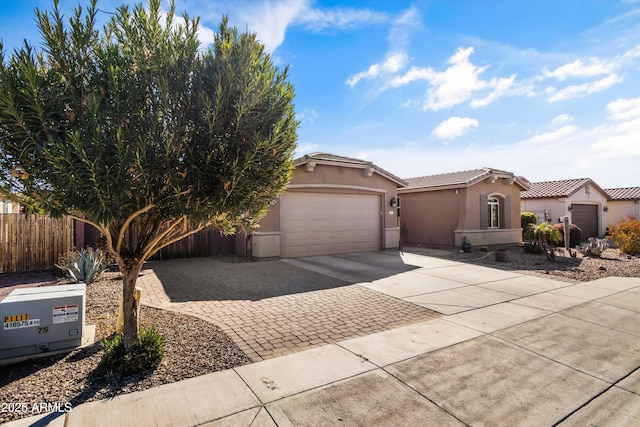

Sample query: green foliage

[578,237,608,257]
[521,212,537,240]
[611,217,640,256]
[57,247,105,284]
[0,0,298,349]
[532,222,562,245]
[97,327,165,376]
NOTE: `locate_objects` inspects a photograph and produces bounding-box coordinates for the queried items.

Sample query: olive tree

[0,0,297,351]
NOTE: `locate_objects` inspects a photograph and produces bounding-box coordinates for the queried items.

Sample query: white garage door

[280,192,381,258]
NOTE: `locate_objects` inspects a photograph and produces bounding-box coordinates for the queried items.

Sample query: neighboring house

[240,152,407,259]
[398,168,528,249]
[521,178,609,239]
[0,199,20,214]
[603,187,640,230]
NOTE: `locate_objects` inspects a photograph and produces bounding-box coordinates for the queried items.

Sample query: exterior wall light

[568,204,573,211]
[603,206,609,212]
[390,197,397,208]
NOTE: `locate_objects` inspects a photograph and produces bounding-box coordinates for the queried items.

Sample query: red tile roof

[605,187,640,200]
[521,178,591,199]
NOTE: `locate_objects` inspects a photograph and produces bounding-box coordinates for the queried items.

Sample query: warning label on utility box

[52,305,79,324]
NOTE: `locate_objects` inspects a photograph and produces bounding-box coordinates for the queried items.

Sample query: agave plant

[57,248,106,284]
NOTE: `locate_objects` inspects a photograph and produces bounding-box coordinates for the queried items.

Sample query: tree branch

[116,204,154,253]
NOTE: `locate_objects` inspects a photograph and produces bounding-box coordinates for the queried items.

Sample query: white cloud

[552,114,573,125]
[607,96,640,120]
[238,1,309,53]
[196,25,216,49]
[346,53,408,87]
[517,125,578,145]
[389,47,516,111]
[542,58,615,80]
[548,73,622,102]
[432,117,479,140]
[296,7,388,31]
[296,108,320,123]
[345,6,420,87]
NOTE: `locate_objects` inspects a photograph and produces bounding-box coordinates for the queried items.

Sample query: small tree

[532,222,561,261]
[0,0,297,351]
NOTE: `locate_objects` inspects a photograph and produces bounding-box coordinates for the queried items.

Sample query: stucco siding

[605,200,639,229]
[400,190,462,248]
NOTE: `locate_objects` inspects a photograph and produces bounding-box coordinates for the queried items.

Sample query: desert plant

[532,222,561,261]
[521,212,538,240]
[610,217,640,256]
[554,223,582,248]
[97,327,165,377]
[578,237,609,257]
[57,248,105,284]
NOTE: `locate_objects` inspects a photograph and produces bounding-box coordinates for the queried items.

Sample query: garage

[280,192,381,258]
[572,204,599,239]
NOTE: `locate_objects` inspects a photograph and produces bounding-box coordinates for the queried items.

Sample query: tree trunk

[120,262,143,352]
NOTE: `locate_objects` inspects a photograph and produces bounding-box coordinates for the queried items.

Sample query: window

[488,197,499,228]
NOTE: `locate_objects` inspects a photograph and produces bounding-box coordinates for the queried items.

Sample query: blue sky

[1,0,639,188]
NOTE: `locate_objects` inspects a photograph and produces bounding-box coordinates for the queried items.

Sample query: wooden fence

[0,214,74,273]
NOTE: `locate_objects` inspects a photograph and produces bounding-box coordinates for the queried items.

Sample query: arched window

[488,197,499,228]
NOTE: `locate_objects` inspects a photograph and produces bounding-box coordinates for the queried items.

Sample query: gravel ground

[1,247,638,423]
[406,245,640,282]
[0,270,250,424]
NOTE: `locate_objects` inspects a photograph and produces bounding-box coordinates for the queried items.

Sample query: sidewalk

[5,258,640,426]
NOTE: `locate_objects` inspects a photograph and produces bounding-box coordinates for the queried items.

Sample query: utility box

[0,283,86,359]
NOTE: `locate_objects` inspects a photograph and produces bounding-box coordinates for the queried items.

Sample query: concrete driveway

[10,250,640,426]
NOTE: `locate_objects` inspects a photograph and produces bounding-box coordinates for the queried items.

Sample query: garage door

[572,204,598,239]
[280,192,381,258]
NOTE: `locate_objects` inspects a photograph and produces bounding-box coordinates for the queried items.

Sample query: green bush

[97,327,165,376]
[57,247,105,284]
[611,217,640,256]
[521,212,538,240]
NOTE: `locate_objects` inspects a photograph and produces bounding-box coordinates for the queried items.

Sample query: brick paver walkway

[136,257,440,361]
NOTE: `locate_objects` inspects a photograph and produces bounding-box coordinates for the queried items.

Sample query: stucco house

[520,178,610,239]
[398,168,528,249]
[603,187,640,230]
[241,153,407,259]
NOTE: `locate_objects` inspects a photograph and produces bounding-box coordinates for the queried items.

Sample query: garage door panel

[572,204,598,239]
[280,193,381,258]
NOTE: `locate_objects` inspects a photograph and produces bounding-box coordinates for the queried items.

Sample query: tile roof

[605,187,640,200]
[294,152,408,186]
[402,167,527,190]
[521,178,591,199]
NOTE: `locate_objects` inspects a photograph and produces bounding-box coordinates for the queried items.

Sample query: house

[398,168,528,249]
[0,199,19,214]
[520,178,610,239]
[240,153,407,259]
[603,187,640,230]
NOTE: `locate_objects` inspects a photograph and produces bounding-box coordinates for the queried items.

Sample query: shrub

[522,241,544,254]
[554,223,582,248]
[97,327,165,377]
[521,212,538,240]
[57,247,105,284]
[611,217,640,256]
[578,237,608,257]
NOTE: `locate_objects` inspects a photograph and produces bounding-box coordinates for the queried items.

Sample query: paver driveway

[136,253,440,360]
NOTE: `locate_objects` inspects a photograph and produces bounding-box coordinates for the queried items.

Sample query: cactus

[578,237,609,258]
